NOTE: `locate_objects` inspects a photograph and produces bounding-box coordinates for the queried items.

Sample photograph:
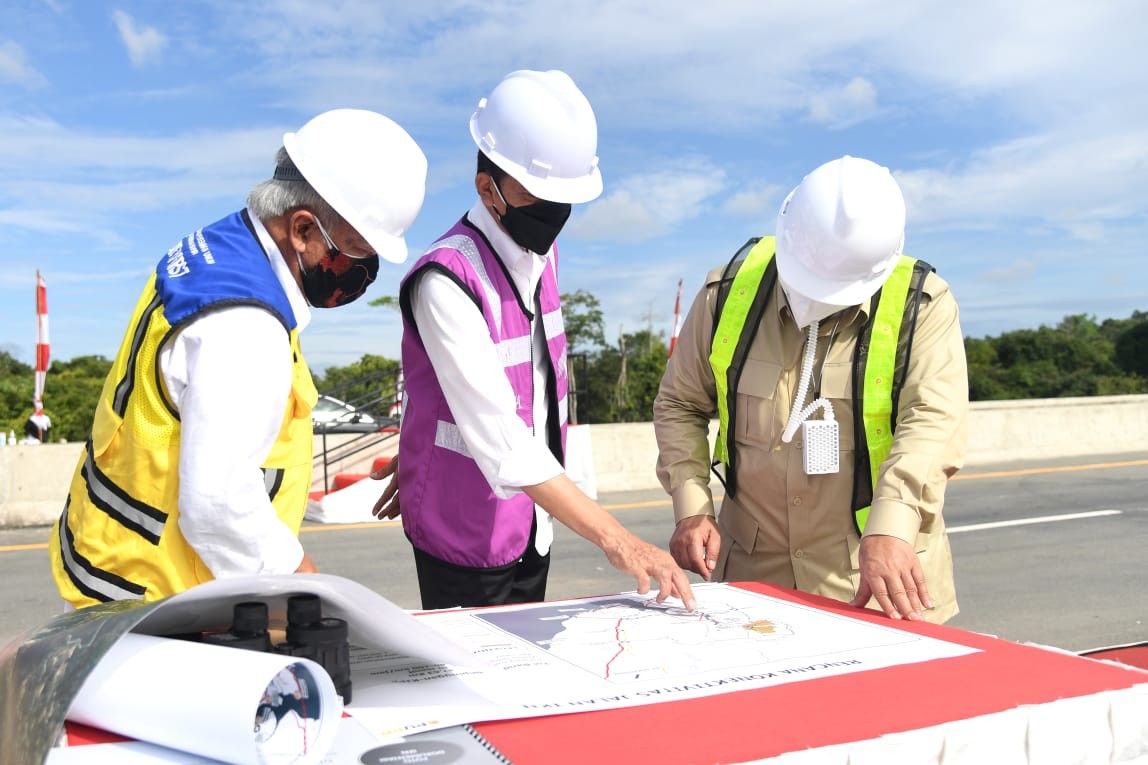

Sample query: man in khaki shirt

[653,156,967,623]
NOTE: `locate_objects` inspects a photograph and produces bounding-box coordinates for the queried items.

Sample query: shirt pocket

[818,361,855,455]
[734,358,783,446]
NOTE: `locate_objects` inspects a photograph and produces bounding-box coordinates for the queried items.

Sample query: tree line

[2,298,1145,443]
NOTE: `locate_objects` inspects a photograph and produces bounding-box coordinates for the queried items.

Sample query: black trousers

[412,514,550,610]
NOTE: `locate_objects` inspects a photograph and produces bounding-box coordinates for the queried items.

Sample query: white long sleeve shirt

[158,211,310,577]
[408,202,565,554]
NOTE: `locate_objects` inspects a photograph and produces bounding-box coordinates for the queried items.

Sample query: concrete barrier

[3,394,1146,528]
[0,442,82,530]
[589,393,1148,493]
[964,395,1148,465]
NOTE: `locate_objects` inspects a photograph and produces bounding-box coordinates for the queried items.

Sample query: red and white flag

[34,270,50,413]
[668,278,683,358]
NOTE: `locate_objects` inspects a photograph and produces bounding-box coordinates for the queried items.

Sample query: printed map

[475,585,933,684]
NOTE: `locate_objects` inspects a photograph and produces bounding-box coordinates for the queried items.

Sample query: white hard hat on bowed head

[775,155,906,307]
[284,108,428,264]
[469,69,603,204]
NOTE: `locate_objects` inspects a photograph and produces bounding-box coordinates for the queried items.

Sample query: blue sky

[2,1,1146,374]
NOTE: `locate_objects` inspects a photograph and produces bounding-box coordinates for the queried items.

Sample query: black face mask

[295,248,379,308]
[491,177,572,254]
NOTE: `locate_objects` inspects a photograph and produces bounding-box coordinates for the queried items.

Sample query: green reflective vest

[708,237,932,535]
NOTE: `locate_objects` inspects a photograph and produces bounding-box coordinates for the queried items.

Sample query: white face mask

[781,283,849,330]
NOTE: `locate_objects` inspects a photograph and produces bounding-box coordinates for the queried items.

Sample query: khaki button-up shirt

[653,263,968,622]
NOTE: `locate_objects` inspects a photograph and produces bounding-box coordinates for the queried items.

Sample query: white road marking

[948,509,1123,534]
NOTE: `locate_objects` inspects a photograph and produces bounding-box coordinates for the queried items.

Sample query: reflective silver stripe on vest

[429,234,502,329]
[263,467,284,499]
[542,308,564,340]
[497,335,533,368]
[58,505,147,602]
[434,419,473,458]
[112,293,163,416]
[81,444,168,544]
[544,308,568,384]
[434,399,566,453]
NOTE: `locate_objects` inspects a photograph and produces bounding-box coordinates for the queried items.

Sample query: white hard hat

[469,69,603,204]
[775,155,906,306]
[284,109,427,264]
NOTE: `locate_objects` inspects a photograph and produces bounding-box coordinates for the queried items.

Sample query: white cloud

[3,0,1146,367]
[896,127,1148,236]
[806,77,879,129]
[196,1,1145,137]
[0,116,285,226]
[722,182,784,220]
[0,266,149,288]
[567,164,727,242]
[0,116,281,172]
[112,10,168,67]
[884,1,1146,116]
[0,40,46,88]
[977,260,1037,285]
[1060,221,1107,242]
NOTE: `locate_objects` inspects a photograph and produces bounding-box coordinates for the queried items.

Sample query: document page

[347,583,978,739]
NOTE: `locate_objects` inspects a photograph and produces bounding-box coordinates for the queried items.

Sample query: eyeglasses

[312,215,376,261]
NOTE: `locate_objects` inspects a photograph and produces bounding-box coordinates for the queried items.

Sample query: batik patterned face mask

[296,216,380,308]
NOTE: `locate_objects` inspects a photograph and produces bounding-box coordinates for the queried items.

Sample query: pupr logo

[165,243,190,278]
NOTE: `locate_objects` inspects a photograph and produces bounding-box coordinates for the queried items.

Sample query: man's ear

[288,209,315,254]
[475,173,498,212]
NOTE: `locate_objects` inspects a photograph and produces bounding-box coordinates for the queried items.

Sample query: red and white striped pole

[34,270,50,414]
[668,278,683,358]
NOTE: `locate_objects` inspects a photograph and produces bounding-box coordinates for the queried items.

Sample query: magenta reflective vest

[397,217,569,568]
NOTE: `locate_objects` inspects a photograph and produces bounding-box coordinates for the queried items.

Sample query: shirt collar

[248,209,311,333]
[466,200,548,300]
[775,282,866,334]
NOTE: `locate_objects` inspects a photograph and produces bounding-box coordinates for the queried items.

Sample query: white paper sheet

[66,634,340,765]
[348,583,981,739]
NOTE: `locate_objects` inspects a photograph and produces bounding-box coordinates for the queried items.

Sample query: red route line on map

[603,618,626,680]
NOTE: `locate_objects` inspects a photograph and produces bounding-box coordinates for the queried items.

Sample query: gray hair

[246,147,341,230]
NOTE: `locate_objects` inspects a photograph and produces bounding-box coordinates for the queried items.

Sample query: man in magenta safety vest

[372,70,695,611]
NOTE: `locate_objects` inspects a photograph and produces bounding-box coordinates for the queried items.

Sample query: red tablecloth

[61,582,1148,764]
[472,582,1148,764]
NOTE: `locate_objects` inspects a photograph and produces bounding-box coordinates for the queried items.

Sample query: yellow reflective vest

[50,211,317,607]
[708,237,932,535]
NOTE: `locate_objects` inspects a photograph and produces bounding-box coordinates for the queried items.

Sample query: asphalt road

[2,451,1145,652]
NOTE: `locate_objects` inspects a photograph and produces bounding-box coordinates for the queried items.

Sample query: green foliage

[578,328,670,423]
[964,313,1148,401]
[0,351,111,442]
[561,290,607,352]
[367,295,401,312]
[0,351,35,437]
[43,356,113,441]
[311,354,402,416]
[0,350,32,380]
[1114,317,1148,378]
[965,338,1005,401]
[4,306,1146,434]
[1098,310,1147,345]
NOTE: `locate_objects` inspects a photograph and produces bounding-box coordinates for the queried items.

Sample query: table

[44,582,1148,764]
[468,583,1148,764]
